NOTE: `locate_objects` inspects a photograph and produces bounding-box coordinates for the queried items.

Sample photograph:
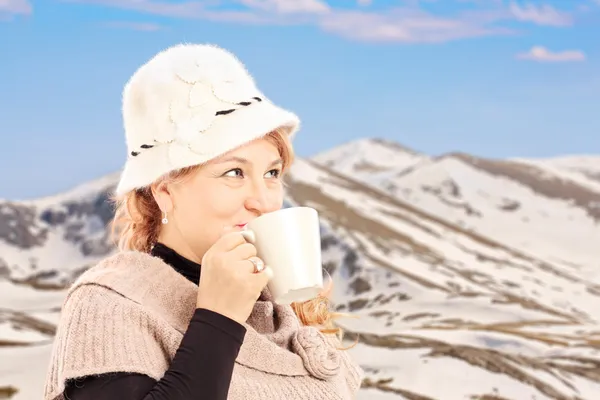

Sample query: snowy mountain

[311,138,429,188]
[313,140,600,277]
[0,172,120,287]
[1,138,600,400]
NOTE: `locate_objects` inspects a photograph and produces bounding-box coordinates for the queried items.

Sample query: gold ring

[249,258,264,273]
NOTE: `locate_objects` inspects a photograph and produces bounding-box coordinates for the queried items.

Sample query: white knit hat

[115,43,300,196]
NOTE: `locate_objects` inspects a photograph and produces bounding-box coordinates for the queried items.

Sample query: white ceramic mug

[240,206,323,305]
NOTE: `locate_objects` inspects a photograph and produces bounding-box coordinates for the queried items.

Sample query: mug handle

[240,229,256,243]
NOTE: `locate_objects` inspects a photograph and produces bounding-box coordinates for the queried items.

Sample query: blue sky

[1,0,598,199]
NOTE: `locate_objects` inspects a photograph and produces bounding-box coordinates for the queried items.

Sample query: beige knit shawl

[44,251,363,399]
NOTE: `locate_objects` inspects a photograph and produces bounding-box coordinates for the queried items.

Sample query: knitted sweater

[43,251,364,399]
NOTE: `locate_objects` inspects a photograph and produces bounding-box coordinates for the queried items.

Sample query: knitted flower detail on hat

[163,56,264,163]
[175,57,260,105]
[168,81,217,144]
[291,326,341,380]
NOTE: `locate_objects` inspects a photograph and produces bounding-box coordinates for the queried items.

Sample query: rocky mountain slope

[1,138,600,400]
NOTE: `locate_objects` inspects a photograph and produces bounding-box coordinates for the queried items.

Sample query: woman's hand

[196,230,272,325]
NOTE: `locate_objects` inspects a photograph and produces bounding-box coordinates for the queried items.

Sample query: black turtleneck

[151,242,201,284]
[63,243,247,400]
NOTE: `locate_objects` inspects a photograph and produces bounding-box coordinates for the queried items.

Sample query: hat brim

[115,100,300,196]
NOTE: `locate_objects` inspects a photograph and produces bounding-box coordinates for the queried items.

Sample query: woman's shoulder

[60,249,196,331]
[77,249,156,276]
[59,250,168,311]
[68,250,163,291]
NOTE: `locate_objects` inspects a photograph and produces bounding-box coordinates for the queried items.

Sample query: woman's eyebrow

[215,157,283,167]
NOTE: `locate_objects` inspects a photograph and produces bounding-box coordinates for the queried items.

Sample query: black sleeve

[64,308,246,400]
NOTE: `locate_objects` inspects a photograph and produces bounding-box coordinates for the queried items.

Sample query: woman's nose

[245,182,279,214]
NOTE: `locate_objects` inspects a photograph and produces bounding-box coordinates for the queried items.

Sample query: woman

[43,43,363,400]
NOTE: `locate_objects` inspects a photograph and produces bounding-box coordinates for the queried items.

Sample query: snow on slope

[2,150,600,399]
[313,141,600,276]
[537,156,600,183]
[397,154,600,271]
[311,138,428,187]
[0,280,66,400]
[513,155,600,191]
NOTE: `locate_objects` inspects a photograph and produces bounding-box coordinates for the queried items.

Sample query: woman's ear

[150,181,174,214]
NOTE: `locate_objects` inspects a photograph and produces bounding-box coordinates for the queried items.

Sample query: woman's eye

[267,169,280,178]
[224,168,243,178]
[223,168,281,178]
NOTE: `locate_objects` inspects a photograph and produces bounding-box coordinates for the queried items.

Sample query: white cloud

[63,0,328,21]
[102,21,163,31]
[456,0,504,4]
[239,0,330,14]
[61,0,207,18]
[509,2,572,26]
[318,8,513,43]
[516,46,586,62]
[59,0,580,44]
[0,0,32,17]
[356,0,372,6]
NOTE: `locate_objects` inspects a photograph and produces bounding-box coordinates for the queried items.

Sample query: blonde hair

[110,129,347,338]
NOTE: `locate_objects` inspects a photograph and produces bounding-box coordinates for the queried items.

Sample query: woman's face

[154,136,285,262]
